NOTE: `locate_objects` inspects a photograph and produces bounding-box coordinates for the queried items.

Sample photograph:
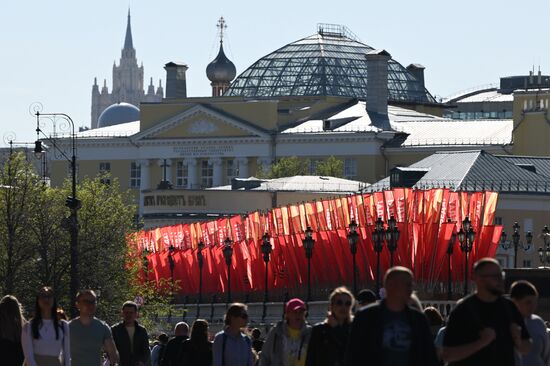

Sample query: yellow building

[44,24,550,249]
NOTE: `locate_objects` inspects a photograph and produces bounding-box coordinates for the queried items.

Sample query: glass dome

[225,26,436,104]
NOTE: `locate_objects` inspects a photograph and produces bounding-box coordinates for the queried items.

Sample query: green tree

[0,153,43,296]
[0,159,140,322]
[73,175,137,322]
[315,156,344,178]
[264,156,310,178]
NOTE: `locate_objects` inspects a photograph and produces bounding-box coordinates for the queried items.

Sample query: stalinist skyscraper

[90,10,163,129]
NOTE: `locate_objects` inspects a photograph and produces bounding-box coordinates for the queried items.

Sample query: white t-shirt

[22,319,71,366]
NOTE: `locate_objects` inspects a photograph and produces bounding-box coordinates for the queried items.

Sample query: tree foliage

[260,156,344,179]
[315,156,344,178]
[0,153,152,324]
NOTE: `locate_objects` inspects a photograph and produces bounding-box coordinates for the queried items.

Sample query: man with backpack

[442,257,532,365]
[151,334,168,366]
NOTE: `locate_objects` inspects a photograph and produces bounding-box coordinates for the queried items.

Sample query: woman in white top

[22,287,70,366]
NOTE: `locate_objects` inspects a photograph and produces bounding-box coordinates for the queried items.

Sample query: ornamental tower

[91,10,163,128]
[206,17,237,97]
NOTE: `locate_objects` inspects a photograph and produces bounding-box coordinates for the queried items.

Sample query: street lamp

[446,232,457,300]
[371,217,385,295]
[538,226,550,268]
[222,237,233,304]
[302,226,315,302]
[261,233,272,322]
[168,245,175,296]
[385,216,400,267]
[457,217,475,296]
[142,248,150,282]
[34,109,80,316]
[347,220,359,295]
[196,241,205,318]
[500,222,533,268]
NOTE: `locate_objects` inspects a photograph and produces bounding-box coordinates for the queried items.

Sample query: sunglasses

[237,313,248,319]
[333,299,352,307]
[39,294,53,299]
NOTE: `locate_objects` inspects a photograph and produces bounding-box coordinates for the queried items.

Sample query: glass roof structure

[225,25,436,104]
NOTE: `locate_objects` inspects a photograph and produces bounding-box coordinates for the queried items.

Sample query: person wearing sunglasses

[213,303,254,366]
[443,258,532,366]
[259,297,312,366]
[22,287,70,366]
[346,266,438,366]
[69,290,119,366]
[305,287,354,366]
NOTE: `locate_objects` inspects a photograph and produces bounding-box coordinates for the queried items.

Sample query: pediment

[133,105,270,140]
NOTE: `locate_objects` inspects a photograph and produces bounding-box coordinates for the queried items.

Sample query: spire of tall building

[124,8,133,50]
[91,10,161,129]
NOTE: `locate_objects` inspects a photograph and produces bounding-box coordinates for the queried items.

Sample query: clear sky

[1,0,549,145]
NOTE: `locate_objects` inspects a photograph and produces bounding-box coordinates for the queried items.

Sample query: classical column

[210,157,223,187]
[237,157,249,178]
[138,159,150,190]
[184,158,198,189]
[257,157,272,176]
[137,159,150,217]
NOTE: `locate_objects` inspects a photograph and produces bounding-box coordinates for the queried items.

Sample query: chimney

[164,62,189,98]
[407,63,425,89]
[365,49,392,130]
[366,50,391,115]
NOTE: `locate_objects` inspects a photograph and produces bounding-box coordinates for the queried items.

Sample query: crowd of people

[1,257,549,365]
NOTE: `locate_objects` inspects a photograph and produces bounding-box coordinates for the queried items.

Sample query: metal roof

[281,102,512,147]
[212,175,367,193]
[367,150,550,193]
[497,155,550,179]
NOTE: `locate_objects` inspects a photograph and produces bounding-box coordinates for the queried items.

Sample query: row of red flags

[128,189,502,295]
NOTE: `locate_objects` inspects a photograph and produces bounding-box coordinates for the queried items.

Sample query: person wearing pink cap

[259,298,312,366]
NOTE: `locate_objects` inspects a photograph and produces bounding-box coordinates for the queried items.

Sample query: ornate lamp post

[446,232,457,300]
[457,217,475,296]
[500,222,533,268]
[371,217,385,295]
[34,108,80,316]
[223,237,234,304]
[347,220,359,295]
[196,241,205,317]
[385,216,400,267]
[168,245,175,295]
[261,233,272,322]
[142,248,150,282]
[302,226,315,302]
[538,226,550,268]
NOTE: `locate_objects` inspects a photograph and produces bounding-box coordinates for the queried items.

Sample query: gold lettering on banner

[143,194,206,207]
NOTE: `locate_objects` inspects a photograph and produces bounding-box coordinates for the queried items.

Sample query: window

[226,159,238,184]
[201,160,213,188]
[129,162,141,188]
[309,159,323,174]
[176,161,188,188]
[99,162,111,185]
[523,260,532,268]
[494,217,503,225]
[344,158,357,179]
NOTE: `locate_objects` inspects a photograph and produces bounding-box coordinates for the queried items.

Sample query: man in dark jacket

[346,266,438,366]
[111,301,151,366]
[161,322,189,366]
